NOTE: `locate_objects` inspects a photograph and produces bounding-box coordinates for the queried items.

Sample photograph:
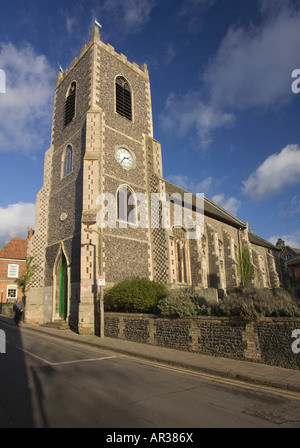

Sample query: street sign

[98,276,106,286]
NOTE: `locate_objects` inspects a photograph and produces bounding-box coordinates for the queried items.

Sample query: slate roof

[164,180,247,230]
[248,233,279,251]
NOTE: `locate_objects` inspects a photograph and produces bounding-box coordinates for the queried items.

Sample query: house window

[8,264,19,278]
[116,76,132,120]
[65,81,76,126]
[7,285,17,299]
[63,145,73,176]
[117,185,136,225]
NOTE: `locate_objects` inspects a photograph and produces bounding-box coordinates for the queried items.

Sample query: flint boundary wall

[105,313,300,370]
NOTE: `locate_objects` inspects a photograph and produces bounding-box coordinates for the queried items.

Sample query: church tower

[27,26,166,334]
[26,25,282,335]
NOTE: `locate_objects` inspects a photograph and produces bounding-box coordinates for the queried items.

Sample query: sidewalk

[2,316,300,393]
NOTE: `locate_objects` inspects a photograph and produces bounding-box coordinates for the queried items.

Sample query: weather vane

[95,20,102,29]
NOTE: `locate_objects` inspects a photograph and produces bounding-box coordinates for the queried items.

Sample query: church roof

[164,180,247,230]
[248,233,279,251]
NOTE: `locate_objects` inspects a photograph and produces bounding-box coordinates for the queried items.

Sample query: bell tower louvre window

[65,81,76,126]
[116,76,132,121]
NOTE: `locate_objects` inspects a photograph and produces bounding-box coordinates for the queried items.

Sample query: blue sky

[0,0,300,249]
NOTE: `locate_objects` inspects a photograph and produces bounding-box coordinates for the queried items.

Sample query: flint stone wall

[104,313,300,370]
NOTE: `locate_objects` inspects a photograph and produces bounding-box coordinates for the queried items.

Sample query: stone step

[41,320,69,330]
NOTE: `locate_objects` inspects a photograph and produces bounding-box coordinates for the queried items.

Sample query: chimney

[28,228,34,241]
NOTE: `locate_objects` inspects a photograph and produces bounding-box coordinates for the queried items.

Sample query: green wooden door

[59,256,67,319]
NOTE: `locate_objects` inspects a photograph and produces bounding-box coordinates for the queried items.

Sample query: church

[26,26,282,334]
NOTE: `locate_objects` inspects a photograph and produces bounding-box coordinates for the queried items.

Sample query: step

[41,320,70,330]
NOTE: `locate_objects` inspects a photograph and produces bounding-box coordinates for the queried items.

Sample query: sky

[0,0,300,249]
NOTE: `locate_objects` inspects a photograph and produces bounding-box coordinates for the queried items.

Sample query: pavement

[1,315,300,394]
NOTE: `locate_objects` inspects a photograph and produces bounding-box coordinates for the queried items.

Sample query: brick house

[0,230,34,303]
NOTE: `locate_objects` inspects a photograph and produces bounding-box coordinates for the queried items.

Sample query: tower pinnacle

[91,22,101,43]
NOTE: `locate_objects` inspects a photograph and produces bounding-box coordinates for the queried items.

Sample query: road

[1,321,300,429]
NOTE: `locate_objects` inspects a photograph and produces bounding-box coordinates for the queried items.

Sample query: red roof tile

[0,238,27,260]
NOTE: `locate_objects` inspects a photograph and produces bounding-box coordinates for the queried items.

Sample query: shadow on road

[0,317,36,427]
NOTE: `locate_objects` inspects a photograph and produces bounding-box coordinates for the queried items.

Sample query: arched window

[64,145,73,176]
[65,81,76,126]
[117,185,136,225]
[116,76,132,120]
[173,227,190,284]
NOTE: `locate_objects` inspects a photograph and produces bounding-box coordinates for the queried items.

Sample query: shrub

[157,287,200,318]
[104,277,167,313]
[215,287,300,320]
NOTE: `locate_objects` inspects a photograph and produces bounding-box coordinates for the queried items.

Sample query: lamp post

[84,227,104,338]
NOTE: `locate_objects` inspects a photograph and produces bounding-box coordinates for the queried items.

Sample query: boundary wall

[105,313,300,370]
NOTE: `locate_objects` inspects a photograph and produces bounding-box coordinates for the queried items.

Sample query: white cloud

[203,4,300,110]
[100,0,156,35]
[258,0,290,17]
[167,175,190,190]
[0,41,56,154]
[0,202,36,248]
[278,195,300,217]
[166,174,214,195]
[269,228,300,248]
[161,2,300,146]
[160,92,235,147]
[212,193,241,216]
[164,43,176,67]
[65,16,78,34]
[196,176,214,193]
[242,144,300,199]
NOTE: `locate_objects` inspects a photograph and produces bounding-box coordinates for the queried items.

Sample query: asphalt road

[1,321,300,429]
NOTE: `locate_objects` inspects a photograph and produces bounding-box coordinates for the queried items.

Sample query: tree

[14,256,36,305]
[238,246,254,287]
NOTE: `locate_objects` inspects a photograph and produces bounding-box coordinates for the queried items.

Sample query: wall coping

[105,312,300,324]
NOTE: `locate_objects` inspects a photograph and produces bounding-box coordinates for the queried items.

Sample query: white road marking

[16,347,52,365]
[50,355,118,366]
[16,346,118,366]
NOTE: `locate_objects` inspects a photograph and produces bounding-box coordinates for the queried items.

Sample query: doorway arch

[53,246,69,321]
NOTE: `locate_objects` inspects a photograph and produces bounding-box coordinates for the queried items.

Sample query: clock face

[116,147,134,168]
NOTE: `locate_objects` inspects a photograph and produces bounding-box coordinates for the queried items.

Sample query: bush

[215,287,300,320]
[104,277,167,313]
[157,287,200,318]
